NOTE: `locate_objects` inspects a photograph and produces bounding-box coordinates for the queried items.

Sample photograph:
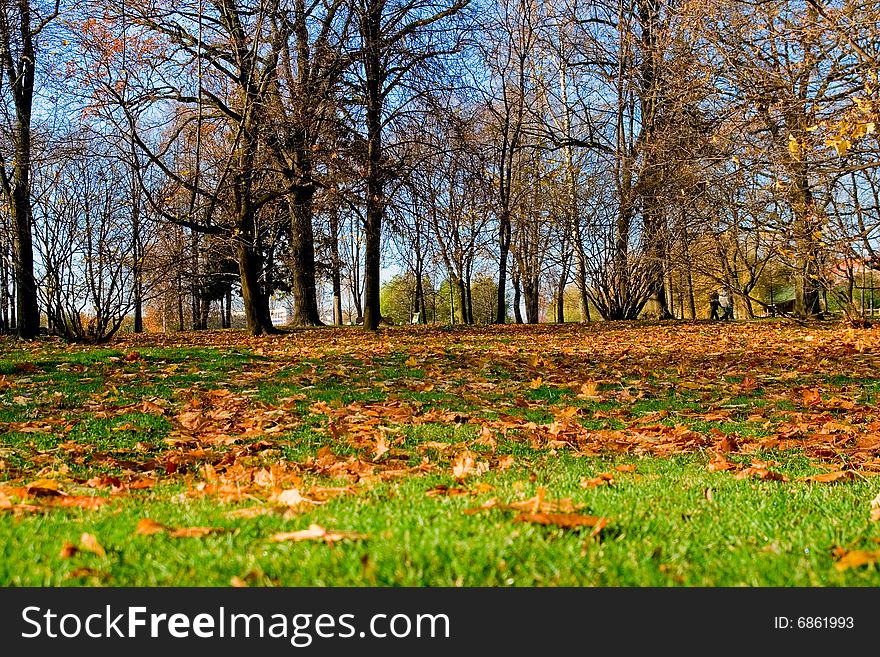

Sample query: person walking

[709,291,720,320]
[719,289,734,320]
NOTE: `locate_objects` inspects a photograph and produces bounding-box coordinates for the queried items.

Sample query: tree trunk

[329,209,343,325]
[456,277,468,325]
[512,272,523,324]
[2,2,40,339]
[495,212,511,324]
[361,2,384,331]
[289,186,323,325]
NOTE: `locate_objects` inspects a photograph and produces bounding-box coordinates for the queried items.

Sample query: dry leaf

[425,485,469,497]
[801,388,822,407]
[514,512,607,534]
[452,451,476,479]
[735,465,788,482]
[373,436,390,460]
[271,488,310,507]
[870,493,880,522]
[79,533,106,558]
[580,473,614,488]
[270,523,367,545]
[834,549,880,571]
[797,471,854,484]
[59,541,78,559]
[25,479,63,497]
[50,496,111,510]
[707,455,736,472]
[134,518,168,536]
[168,526,223,538]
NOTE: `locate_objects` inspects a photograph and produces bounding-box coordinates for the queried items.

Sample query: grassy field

[1,320,880,586]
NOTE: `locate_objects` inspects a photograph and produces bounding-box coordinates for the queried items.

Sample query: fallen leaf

[514,512,607,535]
[25,479,63,497]
[834,549,880,571]
[79,533,106,558]
[452,451,476,479]
[797,471,854,484]
[225,506,274,519]
[801,388,822,407]
[134,518,169,536]
[270,523,367,545]
[581,472,615,488]
[707,455,736,472]
[578,381,601,399]
[59,542,78,559]
[425,484,469,497]
[735,466,788,482]
[168,526,224,538]
[719,434,739,453]
[141,400,166,415]
[65,567,103,580]
[871,493,880,522]
[271,488,311,507]
[50,496,111,510]
[373,436,390,460]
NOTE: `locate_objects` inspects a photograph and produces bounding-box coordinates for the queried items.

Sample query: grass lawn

[2,320,880,586]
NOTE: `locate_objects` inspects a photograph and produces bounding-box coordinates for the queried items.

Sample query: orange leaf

[801,388,822,407]
[425,485,469,497]
[168,527,224,538]
[79,533,106,558]
[735,466,788,482]
[25,479,63,497]
[514,512,607,534]
[580,473,614,488]
[59,542,79,559]
[134,518,169,536]
[707,456,736,472]
[834,549,880,571]
[50,496,111,510]
[797,471,854,483]
[373,436,390,460]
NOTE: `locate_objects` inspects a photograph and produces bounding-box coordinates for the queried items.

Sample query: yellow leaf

[788,134,803,161]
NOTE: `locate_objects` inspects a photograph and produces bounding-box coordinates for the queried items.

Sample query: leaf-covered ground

[2,321,880,586]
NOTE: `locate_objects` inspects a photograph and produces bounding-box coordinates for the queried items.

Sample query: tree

[0,0,60,338]
[350,0,470,330]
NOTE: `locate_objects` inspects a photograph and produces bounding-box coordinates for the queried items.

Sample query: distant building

[270,296,295,326]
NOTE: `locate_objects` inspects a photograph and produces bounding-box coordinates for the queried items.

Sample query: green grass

[2,324,880,587]
[1,452,878,586]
